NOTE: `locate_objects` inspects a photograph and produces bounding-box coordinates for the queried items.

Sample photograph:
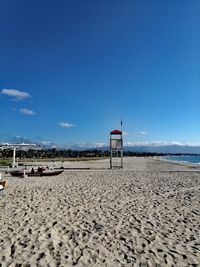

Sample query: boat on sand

[9,167,63,177]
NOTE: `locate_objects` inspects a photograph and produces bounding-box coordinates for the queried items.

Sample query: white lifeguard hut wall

[110,129,123,169]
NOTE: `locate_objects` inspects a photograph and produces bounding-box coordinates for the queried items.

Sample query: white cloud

[123,132,129,136]
[40,141,52,145]
[19,108,36,115]
[1,89,31,100]
[123,131,147,137]
[93,142,107,148]
[185,142,200,147]
[133,131,147,136]
[139,131,147,135]
[59,122,75,128]
[65,142,107,149]
[124,140,200,147]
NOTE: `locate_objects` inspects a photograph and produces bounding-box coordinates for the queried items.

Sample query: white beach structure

[0,143,36,168]
[110,129,123,169]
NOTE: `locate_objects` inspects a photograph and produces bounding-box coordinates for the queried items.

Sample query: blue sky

[1,0,200,147]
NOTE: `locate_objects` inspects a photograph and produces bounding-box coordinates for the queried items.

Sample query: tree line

[0,148,167,160]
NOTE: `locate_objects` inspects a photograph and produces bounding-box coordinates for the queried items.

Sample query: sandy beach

[0,157,200,266]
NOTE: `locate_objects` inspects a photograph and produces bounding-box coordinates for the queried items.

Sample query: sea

[162,155,200,165]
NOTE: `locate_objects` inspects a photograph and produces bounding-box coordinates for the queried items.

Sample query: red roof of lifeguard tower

[110,129,122,134]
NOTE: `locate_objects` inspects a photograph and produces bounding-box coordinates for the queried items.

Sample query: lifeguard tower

[110,129,123,169]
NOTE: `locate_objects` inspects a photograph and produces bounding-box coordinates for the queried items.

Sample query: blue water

[163,155,200,164]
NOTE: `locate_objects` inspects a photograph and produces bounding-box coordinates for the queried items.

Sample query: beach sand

[0,157,200,266]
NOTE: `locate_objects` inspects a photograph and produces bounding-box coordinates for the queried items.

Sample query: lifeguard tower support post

[110,129,123,169]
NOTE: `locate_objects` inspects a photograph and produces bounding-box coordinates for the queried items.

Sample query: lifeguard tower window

[111,139,122,149]
[110,130,123,169]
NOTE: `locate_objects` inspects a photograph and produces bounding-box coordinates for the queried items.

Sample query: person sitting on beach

[37,167,43,173]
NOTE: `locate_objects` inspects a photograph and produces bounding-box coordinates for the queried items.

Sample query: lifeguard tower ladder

[110,129,123,169]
